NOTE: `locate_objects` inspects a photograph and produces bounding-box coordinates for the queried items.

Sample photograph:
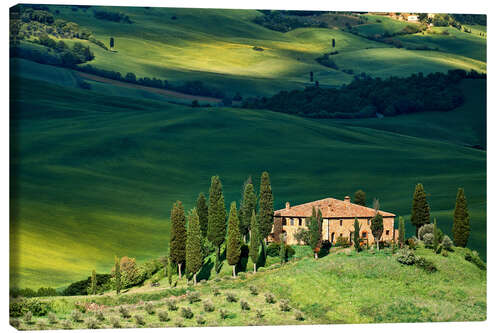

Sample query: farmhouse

[270,196,397,246]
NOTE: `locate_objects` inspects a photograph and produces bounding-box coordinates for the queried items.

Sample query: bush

[319,240,332,257]
[212,287,221,296]
[71,310,82,322]
[266,243,281,257]
[240,300,250,310]
[203,300,215,312]
[407,236,418,250]
[62,319,72,329]
[415,257,437,273]
[265,293,276,304]
[279,299,292,312]
[249,285,258,295]
[110,317,121,328]
[118,306,131,318]
[196,315,206,325]
[418,224,434,240]
[95,311,105,321]
[442,235,454,250]
[397,249,416,265]
[9,302,25,317]
[165,299,178,311]
[464,249,486,270]
[442,250,449,257]
[187,291,201,304]
[86,317,99,329]
[422,233,434,248]
[145,301,155,314]
[294,310,305,321]
[219,309,229,319]
[226,293,238,302]
[174,319,184,327]
[24,310,33,324]
[256,309,264,319]
[335,236,351,248]
[158,310,169,321]
[180,307,193,319]
[134,314,145,326]
[48,312,58,324]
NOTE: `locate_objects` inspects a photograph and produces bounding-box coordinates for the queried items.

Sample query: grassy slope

[13,247,486,329]
[10,74,486,288]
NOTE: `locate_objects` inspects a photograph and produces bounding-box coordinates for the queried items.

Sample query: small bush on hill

[71,310,82,322]
[265,293,276,304]
[397,249,416,265]
[219,309,229,319]
[62,320,72,329]
[418,224,434,240]
[279,299,292,312]
[110,317,121,328]
[174,319,184,327]
[95,311,105,321]
[134,314,146,326]
[203,300,215,312]
[24,311,33,324]
[10,318,21,329]
[226,293,238,303]
[407,236,418,250]
[442,235,454,250]
[319,240,332,257]
[196,315,206,325]
[240,300,250,310]
[180,307,194,319]
[145,302,154,314]
[422,233,434,248]
[165,299,178,311]
[249,285,259,295]
[256,309,265,319]
[415,257,437,273]
[464,249,486,270]
[158,310,169,322]
[118,306,130,318]
[187,291,201,304]
[442,250,449,257]
[294,310,305,321]
[86,317,99,329]
[267,243,281,257]
[48,312,58,324]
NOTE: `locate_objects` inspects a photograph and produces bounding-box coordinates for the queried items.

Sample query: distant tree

[239,181,257,242]
[257,172,274,264]
[370,213,384,250]
[109,37,114,48]
[398,216,406,247]
[249,210,260,273]
[308,207,321,259]
[353,218,361,252]
[411,183,430,235]
[279,234,286,264]
[114,256,121,294]
[332,38,335,48]
[207,176,227,266]
[452,188,470,247]
[310,71,313,82]
[315,80,319,87]
[170,201,187,279]
[354,190,366,206]
[124,72,136,83]
[89,269,97,295]
[196,193,209,238]
[186,208,203,284]
[226,202,241,277]
[433,217,439,252]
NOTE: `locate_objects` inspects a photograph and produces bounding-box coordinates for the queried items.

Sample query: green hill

[10,73,486,289]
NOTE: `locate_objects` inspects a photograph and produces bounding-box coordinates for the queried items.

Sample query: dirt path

[76,72,223,104]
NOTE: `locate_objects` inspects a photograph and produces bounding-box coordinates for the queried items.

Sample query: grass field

[9,245,486,329]
[10,69,486,289]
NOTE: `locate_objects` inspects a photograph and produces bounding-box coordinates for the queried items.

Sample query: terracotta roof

[274,197,395,218]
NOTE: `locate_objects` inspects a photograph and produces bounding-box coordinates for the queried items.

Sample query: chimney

[285,202,290,209]
[344,196,350,203]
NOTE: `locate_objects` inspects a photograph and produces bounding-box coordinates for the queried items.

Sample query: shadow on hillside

[198,258,214,281]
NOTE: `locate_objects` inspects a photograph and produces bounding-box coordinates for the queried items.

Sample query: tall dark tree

[196,193,209,238]
[170,201,187,279]
[226,202,241,278]
[452,188,470,247]
[186,208,203,284]
[354,190,366,206]
[308,207,321,259]
[90,269,97,295]
[207,176,227,264]
[411,183,430,235]
[353,218,361,252]
[110,37,114,48]
[257,171,274,265]
[398,216,406,247]
[239,182,257,242]
[310,71,314,82]
[370,213,384,250]
[433,217,439,252]
[114,256,121,295]
[249,210,260,273]
[332,38,335,48]
[279,234,286,265]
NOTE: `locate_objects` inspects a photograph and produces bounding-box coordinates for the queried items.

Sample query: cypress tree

[170,201,187,279]
[308,207,321,259]
[280,234,286,265]
[411,183,430,236]
[432,217,439,252]
[370,213,384,250]
[114,256,121,295]
[249,210,260,273]
[257,171,274,241]
[398,216,406,247]
[207,176,227,264]
[226,202,241,278]
[354,218,361,252]
[354,190,366,206]
[196,193,208,238]
[90,269,97,295]
[186,208,203,285]
[452,188,470,247]
[239,182,257,242]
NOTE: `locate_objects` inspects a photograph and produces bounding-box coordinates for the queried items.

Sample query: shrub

[158,310,169,322]
[442,235,454,250]
[10,318,21,329]
[62,319,72,329]
[464,249,486,270]
[48,312,58,324]
[240,300,250,310]
[212,287,221,296]
[174,319,184,327]
[86,317,99,329]
[265,293,276,304]
[203,300,215,312]
[249,285,258,295]
[335,236,351,248]
[436,243,443,254]
[226,292,238,302]
[145,301,155,314]
[266,243,281,257]
[118,306,131,318]
[397,249,416,265]
[442,250,449,257]
[256,309,264,319]
[110,317,121,328]
[71,310,83,322]
[319,240,332,257]
[180,307,193,319]
[418,224,434,240]
[9,301,24,317]
[219,309,229,319]
[187,291,201,304]
[96,311,105,321]
[165,298,178,311]
[422,233,434,248]
[279,299,292,312]
[294,310,305,321]
[407,236,418,250]
[196,315,206,325]
[37,319,48,330]
[415,257,437,273]
[24,310,33,324]
[134,314,145,326]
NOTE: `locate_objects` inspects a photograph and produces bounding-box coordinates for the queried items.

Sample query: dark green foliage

[158,311,169,322]
[257,172,274,241]
[239,182,257,241]
[89,269,97,295]
[335,236,350,248]
[10,286,59,298]
[114,257,121,295]
[196,193,209,238]
[180,307,194,319]
[354,218,361,252]
[266,243,281,256]
[294,228,310,245]
[397,249,416,265]
[165,299,178,311]
[208,176,227,258]
[308,208,321,254]
[219,309,229,319]
[226,293,238,302]
[249,285,259,295]
[318,240,332,257]
[227,202,242,267]
[249,210,260,270]
[170,201,187,268]
[464,249,486,270]
[93,10,132,23]
[354,190,366,206]
[186,208,203,282]
[370,213,384,250]
[186,291,201,304]
[398,216,406,247]
[253,10,327,32]
[453,188,470,247]
[265,293,276,304]
[415,257,437,273]
[411,183,430,235]
[9,299,52,317]
[279,299,292,312]
[442,235,453,250]
[110,37,114,48]
[240,300,251,310]
[118,306,130,318]
[433,218,439,252]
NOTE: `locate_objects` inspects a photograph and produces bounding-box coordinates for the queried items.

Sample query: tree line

[242,70,485,119]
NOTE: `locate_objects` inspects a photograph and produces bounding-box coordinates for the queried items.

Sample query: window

[340,233,343,237]
[362,232,367,238]
[290,219,294,226]
[386,230,390,235]
[282,218,286,226]
[340,220,343,226]
[331,232,335,242]
[298,218,302,226]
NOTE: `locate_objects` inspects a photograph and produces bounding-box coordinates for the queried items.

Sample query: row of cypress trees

[169,172,274,283]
